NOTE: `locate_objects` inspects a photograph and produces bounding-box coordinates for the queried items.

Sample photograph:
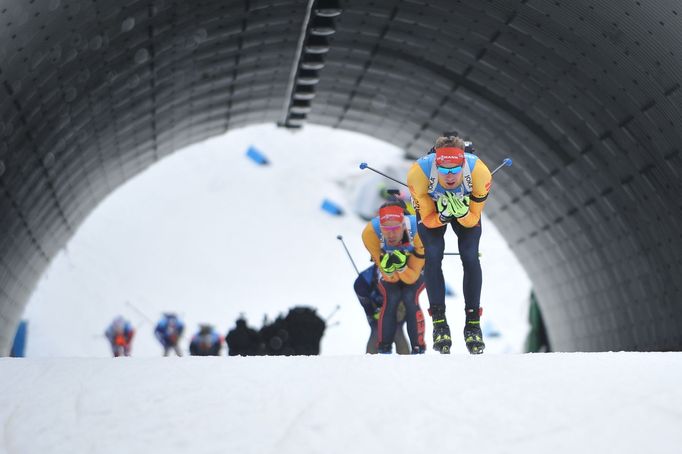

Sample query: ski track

[271,396,319,453]
[1,403,19,454]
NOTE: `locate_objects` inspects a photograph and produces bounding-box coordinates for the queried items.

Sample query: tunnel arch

[1,0,681,354]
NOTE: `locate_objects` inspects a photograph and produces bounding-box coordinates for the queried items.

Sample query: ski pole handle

[336,235,360,275]
[359,162,408,188]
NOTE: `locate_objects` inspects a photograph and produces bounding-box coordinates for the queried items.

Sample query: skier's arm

[126,327,135,343]
[457,160,492,228]
[212,338,222,356]
[397,236,425,284]
[407,164,443,229]
[361,223,399,283]
[396,254,423,284]
[154,324,164,341]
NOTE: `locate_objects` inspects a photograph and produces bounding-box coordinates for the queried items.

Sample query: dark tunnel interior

[1,0,681,354]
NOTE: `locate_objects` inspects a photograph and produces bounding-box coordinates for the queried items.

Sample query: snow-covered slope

[2,353,681,454]
[23,124,531,356]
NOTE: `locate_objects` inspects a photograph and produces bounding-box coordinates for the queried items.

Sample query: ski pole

[336,235,360,275]
[360,157,511,186]
[359,162,408,188]
[491,158,513,176]
[444,252,482,257]
[325,304,341,323]
[125,300,154,324]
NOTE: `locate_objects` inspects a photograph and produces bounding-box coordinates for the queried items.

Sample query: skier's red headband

[379,205,405,226]
[435,147,465,166]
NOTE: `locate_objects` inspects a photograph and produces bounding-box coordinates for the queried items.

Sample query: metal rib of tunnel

[1,0,681,354]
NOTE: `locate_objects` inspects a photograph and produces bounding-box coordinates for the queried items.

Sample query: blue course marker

[10,320,28,357]
[321,199,344,216]
[245,145,269,165]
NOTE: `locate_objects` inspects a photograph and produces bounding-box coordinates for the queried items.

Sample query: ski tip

[359,162,368,169]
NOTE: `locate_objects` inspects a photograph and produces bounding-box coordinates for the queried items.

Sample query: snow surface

[2,353,682,453]
[23,124,531,357]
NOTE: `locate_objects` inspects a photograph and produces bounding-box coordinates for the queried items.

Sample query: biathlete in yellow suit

[361,201,427,354]
[407,134,492,354]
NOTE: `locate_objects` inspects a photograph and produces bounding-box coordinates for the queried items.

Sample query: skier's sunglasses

[380,224,403,231]
[437,165,462,175]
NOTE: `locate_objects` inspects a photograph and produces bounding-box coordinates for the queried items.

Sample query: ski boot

[411,345,426,354]
[464,308,485,355]
[430,306,452,354]
[377,342,392,354]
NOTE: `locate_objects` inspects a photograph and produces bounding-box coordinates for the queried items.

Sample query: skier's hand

[436,195,454,223]
[380,252,407,274]
[380,253,396,275]
[438,192,469,220]
[445,192,469,218]
[391,250,408,273]
[365,304,381,326]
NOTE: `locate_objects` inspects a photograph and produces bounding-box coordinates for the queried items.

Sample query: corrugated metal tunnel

[1,0,681,354]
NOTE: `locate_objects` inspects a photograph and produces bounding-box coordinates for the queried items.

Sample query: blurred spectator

[154,312,185,356]
[105,316,135,357]
[225,315,263,356]
[284,306,326,355]
[189,324,222,356]
[259,315,291,355]
[259,307,326,356]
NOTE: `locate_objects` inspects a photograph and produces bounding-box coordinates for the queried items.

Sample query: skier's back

[105,316,135,357]
[154,313,185,356]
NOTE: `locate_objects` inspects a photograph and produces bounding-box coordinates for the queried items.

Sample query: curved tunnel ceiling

[1,0,681,354]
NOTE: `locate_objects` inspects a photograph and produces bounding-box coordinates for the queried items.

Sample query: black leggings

[417,216,482,313]
[377,277,426,350]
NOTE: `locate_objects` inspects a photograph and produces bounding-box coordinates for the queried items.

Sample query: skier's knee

[459,251,480,268]
[424,247,444,263]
